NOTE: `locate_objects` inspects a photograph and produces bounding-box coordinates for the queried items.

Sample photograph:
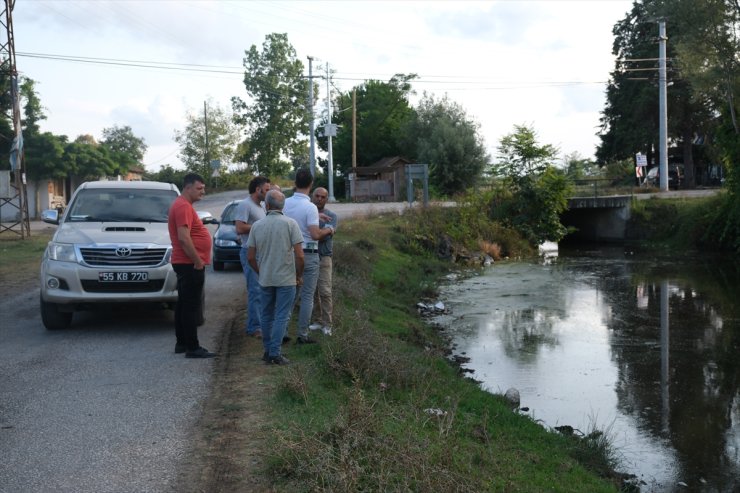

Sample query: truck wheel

[213,260,224,271]
[40,296,73,330]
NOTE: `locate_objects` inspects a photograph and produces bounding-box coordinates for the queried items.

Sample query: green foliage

[410,93,489,196]
[704,191,740,252]
[174,99,241,183]
[62,140,116,181]
[319,74,416,173]
[492,125,572,244]
[25,132,67,181]
[20,78,45,135]
[266,215,622,492]
[564,152,599,179]
[144,164,187,188]
[232,33,308,177]
[629,194,740,252]
[598,0,738,189]
[494,124,558,178]
[100,125,147,174]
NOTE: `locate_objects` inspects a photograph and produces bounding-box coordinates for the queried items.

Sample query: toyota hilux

[39,180,181,330]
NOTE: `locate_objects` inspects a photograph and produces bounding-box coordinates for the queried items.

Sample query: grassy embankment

[256,204,623,492]
[0,230,51,291]
[628,191,737,252]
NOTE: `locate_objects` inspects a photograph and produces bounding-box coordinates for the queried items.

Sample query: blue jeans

[260,285,296,357]
[240,248,261,334]
[296,252,320,338]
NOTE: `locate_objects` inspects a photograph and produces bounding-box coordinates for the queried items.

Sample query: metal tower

[0,0,30,238]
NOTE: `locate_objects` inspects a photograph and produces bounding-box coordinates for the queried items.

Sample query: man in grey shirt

[247,190,304,365]
[235,176,270,337]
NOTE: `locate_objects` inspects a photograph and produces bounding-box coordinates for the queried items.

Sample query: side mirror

[41,209,60,225]
[197,210,219,225]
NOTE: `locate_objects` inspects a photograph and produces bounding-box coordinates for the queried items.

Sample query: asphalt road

[0,247,245,492]
[0,191,416,493]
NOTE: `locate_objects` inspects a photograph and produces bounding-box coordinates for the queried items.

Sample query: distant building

[347,156,411,202]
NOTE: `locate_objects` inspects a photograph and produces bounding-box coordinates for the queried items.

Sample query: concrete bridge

[561,189,720,242]
[561,195,633,242]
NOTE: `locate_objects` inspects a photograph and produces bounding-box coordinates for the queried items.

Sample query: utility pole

[658,20,668,192]
[307,56,316,176]
[204,101,210,169]
[325,62,336,202]
[352,88,357,169]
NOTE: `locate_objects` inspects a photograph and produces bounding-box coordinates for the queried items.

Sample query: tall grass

[264,207,622,492]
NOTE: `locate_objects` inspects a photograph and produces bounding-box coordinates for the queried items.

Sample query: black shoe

[282,335,291,345]
[185,347,216,358]
[174,343,187,354]
[261,351,269,362]
[296,336,317,345]
[266,354,291,365]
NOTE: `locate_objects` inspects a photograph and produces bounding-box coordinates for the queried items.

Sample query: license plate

[98,272,149,282]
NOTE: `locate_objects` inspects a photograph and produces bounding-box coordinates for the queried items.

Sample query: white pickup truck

[40,180,184,330]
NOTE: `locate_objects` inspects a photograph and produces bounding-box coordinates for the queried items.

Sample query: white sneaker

[308,323,323,331]
[322,325,332,336]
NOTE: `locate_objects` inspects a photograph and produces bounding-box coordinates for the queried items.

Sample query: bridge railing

[570,178,637,198]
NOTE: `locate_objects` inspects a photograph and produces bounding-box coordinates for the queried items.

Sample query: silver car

[40,180,181,330]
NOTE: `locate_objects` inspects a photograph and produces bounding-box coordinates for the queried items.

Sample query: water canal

[434,246,740,492]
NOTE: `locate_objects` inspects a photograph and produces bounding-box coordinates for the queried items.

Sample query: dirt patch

[176,315,277,492]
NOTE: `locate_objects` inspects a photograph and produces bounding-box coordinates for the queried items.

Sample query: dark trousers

[173,264,205,351]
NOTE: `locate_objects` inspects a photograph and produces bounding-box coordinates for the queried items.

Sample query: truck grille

[81,279,165,293]
[79,247,168,267]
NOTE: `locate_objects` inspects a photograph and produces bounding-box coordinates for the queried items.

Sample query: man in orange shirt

[168,173,216,358]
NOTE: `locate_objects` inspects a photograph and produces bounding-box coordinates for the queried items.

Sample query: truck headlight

[215,239,238,247]
[46,242,77,262]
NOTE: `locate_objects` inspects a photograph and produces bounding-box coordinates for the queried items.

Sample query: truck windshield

[67,189,178,223]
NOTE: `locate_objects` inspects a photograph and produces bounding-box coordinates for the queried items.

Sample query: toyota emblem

[115,247,132,257]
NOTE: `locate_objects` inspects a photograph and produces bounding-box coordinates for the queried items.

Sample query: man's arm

[293,243,304,286]
[308,224,334,241]
[235,220,251,235]
[177,225,205,270]
[247,246,259,273]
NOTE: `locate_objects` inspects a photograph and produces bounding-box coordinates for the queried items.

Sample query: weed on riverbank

[261,209,623,492]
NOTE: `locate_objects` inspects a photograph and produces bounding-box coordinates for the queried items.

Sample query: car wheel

[40,296,73,330]
[213,260,224,271]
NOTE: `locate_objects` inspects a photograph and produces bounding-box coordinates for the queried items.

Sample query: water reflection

[436,248,740,491]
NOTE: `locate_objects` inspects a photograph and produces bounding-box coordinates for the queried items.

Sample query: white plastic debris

[424,408,448,417]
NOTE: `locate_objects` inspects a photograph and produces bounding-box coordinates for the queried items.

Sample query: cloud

[425,1,547,44]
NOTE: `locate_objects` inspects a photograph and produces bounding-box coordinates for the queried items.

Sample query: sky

[15,0,635,172]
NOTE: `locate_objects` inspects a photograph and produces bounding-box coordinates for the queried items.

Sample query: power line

[18,51,609,91]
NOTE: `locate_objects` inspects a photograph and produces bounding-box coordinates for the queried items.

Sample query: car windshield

[66,188,178,222]
[220,203,239,224]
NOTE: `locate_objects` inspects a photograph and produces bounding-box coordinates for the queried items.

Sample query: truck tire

[40,296,73,330]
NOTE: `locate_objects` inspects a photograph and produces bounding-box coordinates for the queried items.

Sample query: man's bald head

[265,190,286,211]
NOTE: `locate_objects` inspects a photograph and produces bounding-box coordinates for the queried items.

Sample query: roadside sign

[636,153,647,167]
[210,159,221,170]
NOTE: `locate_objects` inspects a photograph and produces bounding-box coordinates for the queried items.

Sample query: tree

[495,124,558,177]
[174,100,241,181]
[62,136,116,180]
[597,0,731,188]
[101,125,147,175]
[25,132,67,181]
[409,93,489,195]
[231,33,309,177]
[670,0,740,176]
[319,74,416,175]
[563,152,599,180]
[491,125,571,244]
